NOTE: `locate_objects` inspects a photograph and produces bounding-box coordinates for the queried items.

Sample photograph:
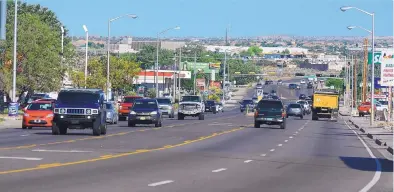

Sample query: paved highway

[0,82,392,192]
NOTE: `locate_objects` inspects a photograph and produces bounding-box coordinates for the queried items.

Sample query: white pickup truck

[177,95,205,120]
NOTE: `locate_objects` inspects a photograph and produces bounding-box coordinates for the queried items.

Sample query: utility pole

[351,55,354,111]
[353,55,357,108]
[178,47,182,101]
[362,38,368,102]
[173,51,177,102]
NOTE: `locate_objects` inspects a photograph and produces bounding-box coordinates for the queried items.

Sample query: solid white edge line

[244,160,253,163]
[0,156,42,161]
[344,120,381,192]
[212,168,227,173]
[148,180,174,187]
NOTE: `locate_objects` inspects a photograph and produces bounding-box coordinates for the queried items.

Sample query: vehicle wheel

[312,113,318,121]
[155,121,162,127]
[100,123,107,135]
[222,110,224,113]
[286,115,289,118]
[28,126,32,129]
[240,110,244,113]
[128,121,135,127]
[22,125,27,129]
[213,110,217,114]
[178,114,184,120]
[119,116,126,121]
[300,115,303,119]
[254,121,260,128]
[359,114,362,117]
[198,113,204,120]
[59,125,67,135]
[114,117,118,124]
[52,123,60,135]
[280,122,286,129]
[92,118,101,136]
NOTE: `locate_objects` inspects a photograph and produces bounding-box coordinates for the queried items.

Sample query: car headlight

[23,113,29,117]
[130,111,136,115]
[46,114,54,118]
[86,109,91,114]
[92,109,99,114]
[150,111,157,115]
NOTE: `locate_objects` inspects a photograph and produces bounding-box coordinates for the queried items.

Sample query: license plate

[34,119,41,123]
[71,120,79,124]
[264,118,273,121]
[139,117,146,120]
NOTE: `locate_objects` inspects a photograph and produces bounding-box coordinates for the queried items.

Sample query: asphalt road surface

[0,83,392,192]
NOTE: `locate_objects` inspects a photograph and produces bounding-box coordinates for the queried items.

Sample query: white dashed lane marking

[284,140,288,142]
[212,168,227,173]
[261,154,266,157]
[148,180,174,187]
[278,144,283,147]
[0,156,42,161]
[270,149,275,152]
[244,160,253,163]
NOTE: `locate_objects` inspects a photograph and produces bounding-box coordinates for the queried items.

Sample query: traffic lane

[234,118,391,192]
[0,108,241,149]
[0,112,309,192]
[0,112,251,172]
[145,118,388,192]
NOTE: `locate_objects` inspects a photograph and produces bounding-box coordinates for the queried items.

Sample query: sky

[22,0,394,38]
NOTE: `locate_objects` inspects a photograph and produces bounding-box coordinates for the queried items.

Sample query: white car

[300,79,306,84]
[376,101,389,112]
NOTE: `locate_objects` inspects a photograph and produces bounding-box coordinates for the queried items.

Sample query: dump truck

[311,90,339,121]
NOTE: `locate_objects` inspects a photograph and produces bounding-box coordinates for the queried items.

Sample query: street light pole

[341,6,375,125]
[82,25,88,88]
[107,14,137,101]
[222,50,227,102]
[12,0,18,102]
[193,51,197,95]
[155,26,180,98]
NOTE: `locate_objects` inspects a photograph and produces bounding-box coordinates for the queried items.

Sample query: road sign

[380,57,394,86]
[368,52,382,65]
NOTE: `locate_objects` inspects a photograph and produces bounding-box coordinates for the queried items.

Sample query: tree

[281,49,290,55]
[325,78,344,93]
[136,45,175,69]
[146,88,156,98]
[109,56,141,91]
[247,46,263,56]
[227,59,259,85]
[0,2,74,100]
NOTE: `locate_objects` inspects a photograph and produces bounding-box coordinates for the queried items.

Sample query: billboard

[380,53,394,86]
[209,62,220,69]
[209,81,221,89]
[196,78,205,87]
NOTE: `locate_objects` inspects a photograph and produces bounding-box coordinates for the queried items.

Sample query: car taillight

[281,109,286,118]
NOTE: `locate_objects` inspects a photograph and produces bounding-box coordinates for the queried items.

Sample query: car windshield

[132,100,157,109]
[156,98,171,104]
[297,101,306,105]
[27,103,52,110]
[205,100,215,105]
[288,104,301,108]
[379,101,388,105]
[258,100,283,109]
[57,92,99,104]
[106,103,113,109]
[181,96,201,102]
[124,97,141,103]
[242,100,253,104]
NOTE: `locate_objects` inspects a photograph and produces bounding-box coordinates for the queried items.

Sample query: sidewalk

[0,117,22,130]
[340,106,393,155]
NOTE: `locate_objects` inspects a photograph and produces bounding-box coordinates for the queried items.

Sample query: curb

[344,117,393,155]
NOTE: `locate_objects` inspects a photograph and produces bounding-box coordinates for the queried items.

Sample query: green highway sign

[367,52,382,65]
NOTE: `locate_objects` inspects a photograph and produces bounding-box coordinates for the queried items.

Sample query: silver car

[105,102,119,124]
[156,97,175,118]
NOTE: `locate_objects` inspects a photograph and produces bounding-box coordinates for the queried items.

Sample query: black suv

[52,89,107,136]
[254,99,286,129]
[204,100,217,114]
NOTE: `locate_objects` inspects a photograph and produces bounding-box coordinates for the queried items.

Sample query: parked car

[105,102,118,124]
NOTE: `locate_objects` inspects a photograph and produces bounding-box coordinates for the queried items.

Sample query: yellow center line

[0,126,246,175]
[0,115,239,151]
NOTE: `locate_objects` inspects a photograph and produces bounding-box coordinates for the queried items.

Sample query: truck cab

[118,96,143,121]
[52,89,107,136]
